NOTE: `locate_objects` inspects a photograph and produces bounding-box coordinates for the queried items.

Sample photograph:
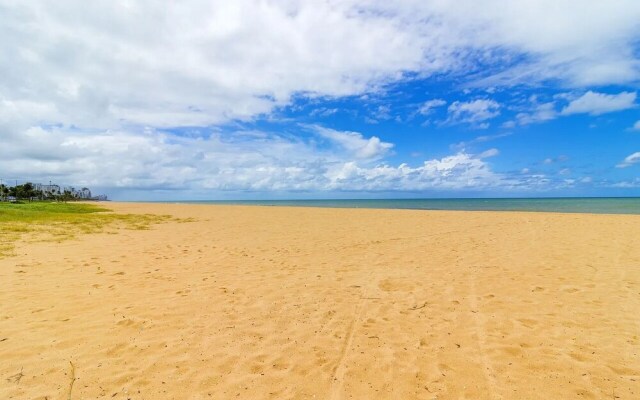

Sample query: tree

[22,183,35,202]
[61,189,73,203]
[8,185,17,199]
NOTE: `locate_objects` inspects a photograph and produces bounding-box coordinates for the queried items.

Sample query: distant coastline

[0,181,107,202]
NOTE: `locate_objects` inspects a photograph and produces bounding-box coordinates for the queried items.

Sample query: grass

[0,202,178,258]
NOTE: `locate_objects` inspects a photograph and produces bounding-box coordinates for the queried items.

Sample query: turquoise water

[172,198,640,215]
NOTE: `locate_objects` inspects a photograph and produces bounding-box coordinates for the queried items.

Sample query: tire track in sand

[328,272,375,400]
[465,216,538,399]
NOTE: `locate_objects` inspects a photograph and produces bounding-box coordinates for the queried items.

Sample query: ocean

[170,197,640,215]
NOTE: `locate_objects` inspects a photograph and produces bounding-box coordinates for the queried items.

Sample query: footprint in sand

[437,363,453,376]
[569,352,589,362]
[517,318,538,329]
[608,364,640,376]
[249,364,264,374]
[116,318,145,330]
[378,278,415,292]
[500,346,523,357]
[106,342,131,356]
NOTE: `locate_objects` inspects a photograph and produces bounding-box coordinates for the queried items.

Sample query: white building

[34,183,61,196]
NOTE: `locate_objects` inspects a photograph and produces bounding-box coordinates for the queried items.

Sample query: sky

[1,1,639,200]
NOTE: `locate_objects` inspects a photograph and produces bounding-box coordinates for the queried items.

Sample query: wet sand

[1,202,639,399]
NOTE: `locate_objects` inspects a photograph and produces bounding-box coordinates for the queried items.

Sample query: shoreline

[108,199,640,217]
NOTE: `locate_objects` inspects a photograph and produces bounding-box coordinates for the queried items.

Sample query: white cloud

[0,127,323,191]
[611,178,640,188]
[451,132,512,151]
[561,91,637,116]
[324,152,503,191]
[0,123,501,193]
[631,120,640,131]
[309,108,339,117]
[616,152,640,168]
[312,126,393,160]
[1,1,431,131]
[478,148,499,158]
[0,123,391,190]
[374,105,392,120]
[418,99,447,115]
[543,155,569,165]
[2,123,614,195]
[2,1,639,134]
[431,1,640,87]
[511,91,636,126]
[516,102,557,125]
[446,99,500,128]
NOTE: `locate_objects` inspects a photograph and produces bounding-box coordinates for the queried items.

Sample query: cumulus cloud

[446,99,500,128]
[1,122,605,195]
[561,91,637,116]
[324,152,503,191]
[616,152,640,168]
[0,124,508,194]
[631,120,640,131]
[508,91,637,126]
[1,1,431,131]
[2,1,639,133]
[432,1,640,87]
[0,127,320,191]
[312,126,393,160]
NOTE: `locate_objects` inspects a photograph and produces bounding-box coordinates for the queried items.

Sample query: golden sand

[1,202,640,399]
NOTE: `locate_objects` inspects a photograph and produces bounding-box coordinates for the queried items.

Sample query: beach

[1,202,640,399]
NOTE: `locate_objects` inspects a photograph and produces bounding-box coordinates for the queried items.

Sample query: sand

[1,202,640,399]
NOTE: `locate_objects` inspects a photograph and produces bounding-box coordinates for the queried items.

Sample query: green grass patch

[0,202,178,258]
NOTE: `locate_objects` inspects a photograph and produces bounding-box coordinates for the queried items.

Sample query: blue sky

[1,1,639,200]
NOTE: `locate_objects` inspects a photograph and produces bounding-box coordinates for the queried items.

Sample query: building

[34,183,61,197]
[1,180,106,201]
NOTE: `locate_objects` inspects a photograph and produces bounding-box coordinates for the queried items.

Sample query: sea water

[172,198,640,215]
